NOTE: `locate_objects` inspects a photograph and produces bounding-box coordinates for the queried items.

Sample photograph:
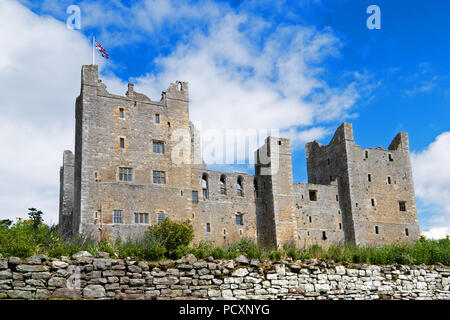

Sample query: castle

[59,65,420,248]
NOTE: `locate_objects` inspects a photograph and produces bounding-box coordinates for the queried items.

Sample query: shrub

[145,218,193,258]
[268,250,283,261]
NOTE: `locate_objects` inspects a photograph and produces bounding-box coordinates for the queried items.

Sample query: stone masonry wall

[0,252,448,300]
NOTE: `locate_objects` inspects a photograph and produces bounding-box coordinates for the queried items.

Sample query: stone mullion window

[153,171,166,184]
[119,167,132,181]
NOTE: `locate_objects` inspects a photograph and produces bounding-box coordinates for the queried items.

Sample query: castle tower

[255,137,298,248]
[69,65,194,240]
[306,123,419,246]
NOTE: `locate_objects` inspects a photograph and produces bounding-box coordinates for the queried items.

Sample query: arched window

[220,175,226,195]
[237,176,244,196]
[202,173,209,200]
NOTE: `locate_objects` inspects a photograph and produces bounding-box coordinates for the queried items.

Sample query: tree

[28,208,43,230]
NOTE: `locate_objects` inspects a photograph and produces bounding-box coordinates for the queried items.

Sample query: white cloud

[412,132,450,239]
[132,14,361,158]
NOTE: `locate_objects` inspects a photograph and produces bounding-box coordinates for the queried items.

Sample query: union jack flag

[95,40,109,59]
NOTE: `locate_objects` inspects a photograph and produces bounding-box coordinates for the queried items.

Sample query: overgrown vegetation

[0,210,449,266]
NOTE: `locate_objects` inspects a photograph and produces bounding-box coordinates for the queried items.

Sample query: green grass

[0,218,449,266]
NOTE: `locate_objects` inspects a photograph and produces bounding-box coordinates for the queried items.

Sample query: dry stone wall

[0,252,448,300]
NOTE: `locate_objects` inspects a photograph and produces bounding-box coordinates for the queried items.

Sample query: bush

[145,218,194,259]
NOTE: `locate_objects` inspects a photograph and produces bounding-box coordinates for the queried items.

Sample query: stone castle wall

[0,252,448,300]
[60,65,420,249]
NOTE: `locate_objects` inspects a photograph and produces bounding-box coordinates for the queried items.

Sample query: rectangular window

[375,226,379,234]
[119,108,124,118]
[365,151,369,159]
[153,141,164,154]
[371,198,376,207]
[157,213,167,224]
[322,231,327,240]
[120,137,125,149]
[405,228,409,236]
[309,190,318,201]
[133,213,149,224]
[206,223,210,233]
[113,210,122,224]
[368,174,372,182]
[119,167,132,181]
[153,171,165,184]
[202,188,208,200]
[336,195,339,201]
[399,201,406,212]
[235,214,243,226]
[192,190,198,203]
[308,216,312,223]
[134,213,138,224]
[339,223,342,230]
[389,154,393,162]
[155,113,160,123]
[387,176,392,185]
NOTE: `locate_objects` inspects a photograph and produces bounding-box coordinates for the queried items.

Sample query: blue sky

[1,0,449,238]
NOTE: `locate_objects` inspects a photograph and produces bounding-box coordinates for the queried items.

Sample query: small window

[405,228,409,236]
[336,195,339,201]
[113,210,122,224]
[308,216,312,223]
[375,226,379,234]
[309,190,317,201]
[134,213,149,224]
[371,198,376,207]
[387,176,392,185]
[119,167,132,181]
[153,171,166,184]
[155,113,160,123]
[192,190,198,203]
[368,174,372,182]
[338,210,341,215]
[339,223,342,230]
[157,213,167,224]
[365,151,369,159]
[153,141,164,154]
[206,223,210,233]
[119,108,124,118]
[389,154,393,162]
[278,140,282,145]
[223,229,227,235]
[399,201,406,212]
[329,175,332,182]
[120,137,125,149]
[239,229,243,236]
[327,158,330,165]
[236,214,243,226]
[322,231,327,240]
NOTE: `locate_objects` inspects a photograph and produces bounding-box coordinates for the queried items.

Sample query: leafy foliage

[0,210,449,266]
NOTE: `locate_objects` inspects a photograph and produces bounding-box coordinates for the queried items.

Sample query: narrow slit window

[389,154,393,162]
[119,137,125,149]
[119,108,124,118]
[365,151,369,159]
[405,228,409,236]
[206,223,210,233]
[387,176,392,185]
[368,174,372,182]
[375,226,379,234]
[371,198,376,207]
[155,113,160,123]
[322,231,327,240]
[237,176,244,197]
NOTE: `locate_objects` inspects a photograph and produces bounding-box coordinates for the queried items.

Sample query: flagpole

[92,36,95,65]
